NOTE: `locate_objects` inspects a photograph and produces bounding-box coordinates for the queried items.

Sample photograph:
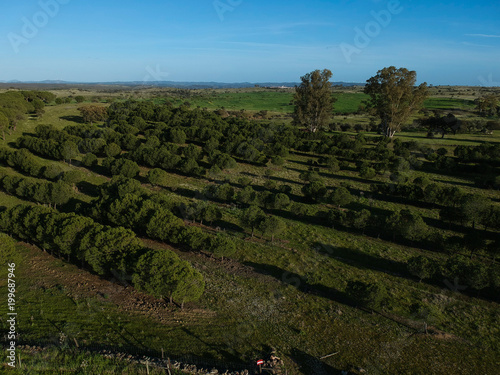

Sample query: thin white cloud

[466,33,500,38]
[212,22,336,40]
[462,41,492,48]
[218,41,320,49]
[261,22,336,31]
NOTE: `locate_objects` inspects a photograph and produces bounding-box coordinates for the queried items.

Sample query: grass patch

[0,93,499,374]
[424,97,476,110]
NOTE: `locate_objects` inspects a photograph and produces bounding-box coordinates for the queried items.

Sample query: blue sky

[1,0,499,85]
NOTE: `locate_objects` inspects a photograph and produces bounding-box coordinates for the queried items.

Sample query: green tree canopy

[293,69,335,133]
[206,234,236,259]
[364,66,428,137]
[387,209,429,242]
[302,180,327,201]
[104,142,121,157]
[329,186,353,208]
[147,168,169,186]
[258,215,286,242]
[0,112,9,140]
[346,280,388,311]
[0,233,20,266]
[407,256,438,282]
[78,105,108,124]
[61,140,79,164]
[240,205,266,237]
[133,249,204,306]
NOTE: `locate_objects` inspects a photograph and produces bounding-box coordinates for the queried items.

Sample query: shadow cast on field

[180,327,244,365]
[434,179,473,188]
[76,180,101,197]
[269,174,302,187]
[290,348,343,375]
[286,165,371,185]
[244,261,355,308]
[290,150,320,158]
[313,243,409,279]
[60,115,85,124]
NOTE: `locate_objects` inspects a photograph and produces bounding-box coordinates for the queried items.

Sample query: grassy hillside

[1,92,499,374]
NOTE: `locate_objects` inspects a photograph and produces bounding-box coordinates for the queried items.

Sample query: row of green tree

[87,177,239,258]
[454,143,500,164]
[0,204,204,306]
[371,180,500,230]
[0,147,81,182]
[105,100,299,164]
[0,90,55,138]
[325,205,499,261]
[346,251,500,310]
[0,174,72,208]
[407,255,499,294]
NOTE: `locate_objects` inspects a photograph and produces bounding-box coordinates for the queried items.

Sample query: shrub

[407,256,438,281]
[346,280,388,310]
[206,234,236,259]
[302,181,327,201]
[147,168,169,186]
[329,187,353,208]
[82,153,98,168]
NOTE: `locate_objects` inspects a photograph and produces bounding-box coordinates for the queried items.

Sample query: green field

[1,88,499,374]
[162,90,477,114]
[423,97,476,110]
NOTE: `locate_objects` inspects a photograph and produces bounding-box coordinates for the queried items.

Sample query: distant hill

[0,80,364,89]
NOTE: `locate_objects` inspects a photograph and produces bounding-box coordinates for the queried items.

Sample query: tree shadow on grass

[289,150,320,159]
[180,327,245,366]
[269,174,302,186]
[290,348,343,375]
[286,165,371,185]
[76,180,101,197]
[434,179,474,188]
[60,115,85,124]
[312,242,409,279]
[243,261,356,308]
